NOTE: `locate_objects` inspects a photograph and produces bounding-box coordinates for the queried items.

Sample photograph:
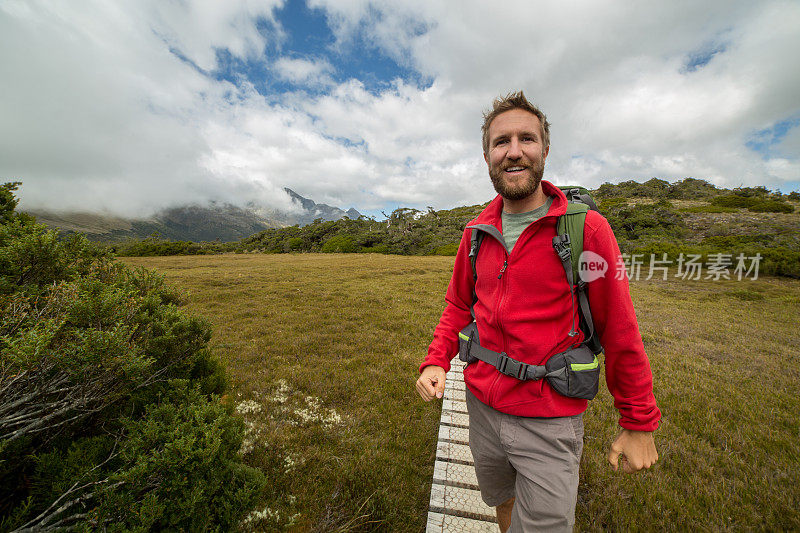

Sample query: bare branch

[11,440,122,532]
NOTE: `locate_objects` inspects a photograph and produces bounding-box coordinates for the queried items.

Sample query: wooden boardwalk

[426,358,499,532]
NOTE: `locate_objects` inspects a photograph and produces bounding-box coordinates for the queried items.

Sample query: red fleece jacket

[421,181,661,431]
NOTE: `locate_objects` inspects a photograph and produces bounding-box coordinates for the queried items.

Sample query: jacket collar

[473,180,568,228]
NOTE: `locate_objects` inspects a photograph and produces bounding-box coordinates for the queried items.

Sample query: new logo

[578,251,608,282]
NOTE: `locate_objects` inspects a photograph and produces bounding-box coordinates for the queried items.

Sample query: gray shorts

[466,388,584,532]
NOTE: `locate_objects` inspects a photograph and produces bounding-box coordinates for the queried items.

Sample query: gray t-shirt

[502,196,554,253]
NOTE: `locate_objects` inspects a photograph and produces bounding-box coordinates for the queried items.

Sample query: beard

[489,157,545,201]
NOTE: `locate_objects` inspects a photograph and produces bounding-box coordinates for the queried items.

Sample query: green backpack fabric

[468,185,603,355]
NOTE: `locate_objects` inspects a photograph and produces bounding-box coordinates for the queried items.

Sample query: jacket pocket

[545,345,600,400]
[458,322,480,364]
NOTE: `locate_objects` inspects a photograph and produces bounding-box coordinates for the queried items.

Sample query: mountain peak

[29,190,362,242]
[283,188,316,211]
[283,188,362,221]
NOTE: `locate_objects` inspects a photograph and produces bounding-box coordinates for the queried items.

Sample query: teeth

[506,167,524,171]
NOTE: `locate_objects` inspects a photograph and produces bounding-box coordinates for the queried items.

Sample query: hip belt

[458,322,600,400]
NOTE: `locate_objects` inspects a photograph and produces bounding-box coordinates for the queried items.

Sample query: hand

[607,429,658,473]
[416,365,446,401]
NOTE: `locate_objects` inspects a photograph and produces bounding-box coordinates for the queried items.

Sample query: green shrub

[94,383,265,531]
[758,247,800,278]
[605,200,687,240]
[433,243,459,256]
[711,193,793,213]
[0,182,266,531]
[286,236,305,251]
[594,178,671,198]
[748,200,795,213]
[359,243,389,254]
[678,205,738,213]
[597,197,629,210]
[321,235,357,253]
[711,195,756,208]
[700,235,775,247]
[730,185,771,198]
[664,177,721,199]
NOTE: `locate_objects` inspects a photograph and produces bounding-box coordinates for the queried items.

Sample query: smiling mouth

[504,166,527,173]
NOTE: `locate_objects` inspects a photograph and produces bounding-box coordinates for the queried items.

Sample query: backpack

[467,185,603,356]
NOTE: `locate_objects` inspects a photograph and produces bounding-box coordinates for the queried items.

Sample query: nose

[506,137,522,159]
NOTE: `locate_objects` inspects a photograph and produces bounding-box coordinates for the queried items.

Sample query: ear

[483,151,489,165]
[543,145,549,160]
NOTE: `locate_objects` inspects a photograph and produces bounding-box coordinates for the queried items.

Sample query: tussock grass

[122,254,800,531]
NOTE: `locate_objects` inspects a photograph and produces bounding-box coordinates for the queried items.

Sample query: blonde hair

[481,91,550,155]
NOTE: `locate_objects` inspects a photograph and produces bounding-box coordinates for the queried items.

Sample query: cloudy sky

[1,0,798,218]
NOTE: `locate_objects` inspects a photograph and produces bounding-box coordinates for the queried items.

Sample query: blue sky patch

[681,38,728,73]
[202,0,428,97]
[746,114,800,159]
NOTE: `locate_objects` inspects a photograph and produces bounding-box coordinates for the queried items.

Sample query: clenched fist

[416,365,446,401]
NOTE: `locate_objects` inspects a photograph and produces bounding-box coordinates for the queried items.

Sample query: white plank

[436,440,474,464]
[433,460,479,488]
[444,387,466,402]
[426,511,498,532]
[441,399,467,414]
[438,424,469,445]
[440,411,470,427]
[429,484,496,521]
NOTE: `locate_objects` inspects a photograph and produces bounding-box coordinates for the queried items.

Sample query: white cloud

[274,57,334,85]
[308,0,800,197]
[149,0,285,72]
[1,0,798,220]
[0,0,295,217]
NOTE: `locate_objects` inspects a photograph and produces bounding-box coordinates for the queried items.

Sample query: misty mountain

[26,189,362,243]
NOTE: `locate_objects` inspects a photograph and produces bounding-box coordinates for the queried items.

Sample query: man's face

[484,108,549,201]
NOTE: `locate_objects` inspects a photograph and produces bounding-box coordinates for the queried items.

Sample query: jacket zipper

[497,260,508,279]
[467,219,544,405]
[489,249,510,405]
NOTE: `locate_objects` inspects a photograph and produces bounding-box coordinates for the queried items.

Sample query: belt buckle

[496,353,528,380]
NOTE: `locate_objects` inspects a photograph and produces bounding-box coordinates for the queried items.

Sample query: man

[416,91,660,532]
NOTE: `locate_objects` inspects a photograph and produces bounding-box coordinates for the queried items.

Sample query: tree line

[108,178,799,278]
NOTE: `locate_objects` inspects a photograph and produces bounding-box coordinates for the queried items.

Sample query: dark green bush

[112,238,223,257]
[359,243,389,254]
[748,200,795,213]
[594,177,723,200]
[711,195,756,208]
[321,235,357,253]
[433,243,459,256]
[594,178,671,198]
[663,177,721,199]
[0,182,266,531]
[711,194,795,213]
[93,383,265,531]
[700,235,775,247]
[597,197,629,210]
[286,236,305,251]
[678,205,738,213]
[605,200,687,240]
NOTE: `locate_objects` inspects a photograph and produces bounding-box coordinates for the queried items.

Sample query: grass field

[122,253,800,532]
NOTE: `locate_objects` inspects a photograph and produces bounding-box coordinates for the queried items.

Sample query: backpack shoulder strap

[467,228,485,319]
[553,202,603,354]
[555,202,589,283]
[468,228,485,283]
